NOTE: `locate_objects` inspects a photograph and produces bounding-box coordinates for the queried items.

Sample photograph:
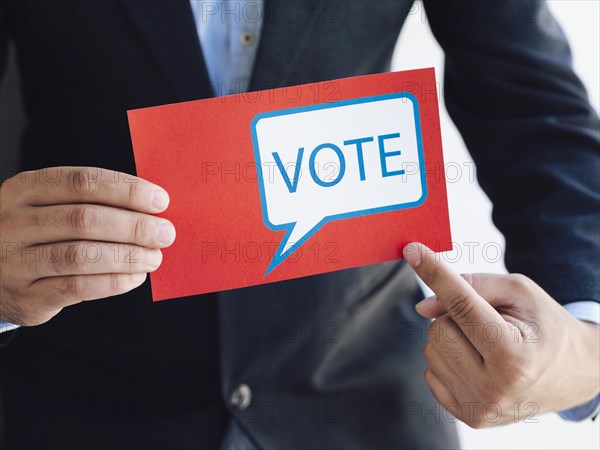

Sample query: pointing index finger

[403,242,510,358]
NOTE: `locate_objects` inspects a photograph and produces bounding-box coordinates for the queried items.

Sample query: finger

[464,273,541,342]
[31,273,147,309]
[424,345,470,401]
[11,167,169,213]
[417,274,533,314]
[418,274,539,337]
[426,316,483,378]
[25,242,162,279]
[23,204,176,248]
[415,295,446,319]
[404,242,510,356]
[462,273,544,309]
[424,368,461,420]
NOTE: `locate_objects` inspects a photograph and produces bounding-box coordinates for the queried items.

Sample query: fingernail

[131,273,146,282]
[151,189,170,211]
[403,242,422,267]
[146,249,163,270]
[157,222,176,247]
[415,295,437,311]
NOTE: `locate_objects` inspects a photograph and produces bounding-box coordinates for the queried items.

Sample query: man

[0,1,598,449]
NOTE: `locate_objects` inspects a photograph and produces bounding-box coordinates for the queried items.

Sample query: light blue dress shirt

[1,0,598,423]
[190,0,263,96]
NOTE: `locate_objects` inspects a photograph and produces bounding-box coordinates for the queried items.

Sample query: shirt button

[240,31,255,47]
[230,384,252,410]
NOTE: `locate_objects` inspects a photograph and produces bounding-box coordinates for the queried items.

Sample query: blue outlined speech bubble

[251,92,427,276]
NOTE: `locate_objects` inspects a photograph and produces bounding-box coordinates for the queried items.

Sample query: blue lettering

[309,143,346,187]
[273,147,304,193]
[378,133,405,177]
[343,136,374,181]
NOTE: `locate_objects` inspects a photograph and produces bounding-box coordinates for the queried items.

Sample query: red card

[128,68,451,301]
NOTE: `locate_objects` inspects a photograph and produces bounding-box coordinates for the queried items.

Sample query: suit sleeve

[0,2,19,346]
[0,1,7,78]
[422,0,600,305]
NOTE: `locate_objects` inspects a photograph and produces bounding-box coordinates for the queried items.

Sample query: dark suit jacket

[1,1,598,449]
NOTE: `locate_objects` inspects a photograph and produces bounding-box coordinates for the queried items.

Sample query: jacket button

[230,384,252,410]
[240,31,255,46]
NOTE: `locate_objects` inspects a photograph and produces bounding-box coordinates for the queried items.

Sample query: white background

[392,1,599,448]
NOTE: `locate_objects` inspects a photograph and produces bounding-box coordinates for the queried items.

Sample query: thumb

[414,295,445,319]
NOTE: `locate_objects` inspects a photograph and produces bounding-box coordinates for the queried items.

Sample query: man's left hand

[404,242,600,428]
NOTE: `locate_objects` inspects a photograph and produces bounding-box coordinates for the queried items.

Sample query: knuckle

[123,247,140,268]
[0,175,17,198]
[461,273,477,290]
[71,168,99,197]
[127,182,139,204]
[507,273,535,295]
[64,275,87,299]
[421,265,441,286]
[428,365,445,384]
[62,244,87,271]
[114,246,135,269]
[131,216,147,243]
[25,253,42,279]
[69,206,99,234]
[0,175,27,215]
[0,172,27,195]
[108,273,121,292]
[445,293,475,322]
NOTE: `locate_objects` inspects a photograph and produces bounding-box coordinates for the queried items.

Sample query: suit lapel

[249,0,323,90]
[117,0,212,101]
[118,0,321,99]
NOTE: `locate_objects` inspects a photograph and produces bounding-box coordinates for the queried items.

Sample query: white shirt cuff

[558,301,600,421]
[0,320,20,333]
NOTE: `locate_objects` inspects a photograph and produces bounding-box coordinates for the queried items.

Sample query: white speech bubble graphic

[251,92,427,275]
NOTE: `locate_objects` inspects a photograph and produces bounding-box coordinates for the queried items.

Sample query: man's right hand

[0,167,176,326]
